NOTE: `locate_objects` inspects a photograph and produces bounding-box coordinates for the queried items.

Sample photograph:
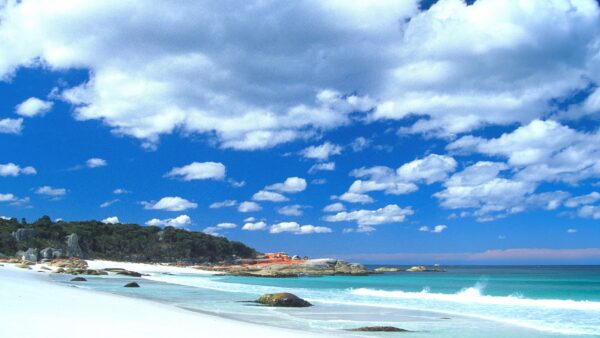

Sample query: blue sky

[2,0,600,264]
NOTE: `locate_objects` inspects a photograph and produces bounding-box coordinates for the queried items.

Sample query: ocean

[54,265,600,337]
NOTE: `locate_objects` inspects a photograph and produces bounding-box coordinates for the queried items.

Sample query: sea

[52,265,600,337]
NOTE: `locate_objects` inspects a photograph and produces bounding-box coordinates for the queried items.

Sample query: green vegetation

[0,216,257,263]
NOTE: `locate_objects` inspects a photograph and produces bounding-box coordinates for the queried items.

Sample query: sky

[1,0,600,264]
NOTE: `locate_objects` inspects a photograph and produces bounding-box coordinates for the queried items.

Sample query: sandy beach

[0,264,332,338]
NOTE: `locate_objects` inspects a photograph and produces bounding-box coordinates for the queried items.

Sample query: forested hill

[0,216,257,263]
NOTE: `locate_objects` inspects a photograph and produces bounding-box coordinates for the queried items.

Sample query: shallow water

[54,265,600,337]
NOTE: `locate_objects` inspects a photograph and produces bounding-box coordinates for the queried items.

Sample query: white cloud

[242,220,267,231]
[350,137,370,152]
[301,142,342,161]
[577,205,600,219]
[270,221,332,235]
[209,199,237,209]
[113,188,131,194]
[215,222,237,229]
[567,228,578,234]
[86,157,107,168]
[100,199,119,208]
[146,214,192,228]
[165,161,226,181]
[348,154,456,198]
[15,97,53,117]
[419,224,447,233]
[35,185,66,196]
[324,204,413,232]
[338,192,374,204]
[323,202,345,213]
[0,163,36,176]
[0,193,16,202]
[308,161,335,174]
[142,196,197,211]
[0,118,23,134]
[101,216,120,224]
[238,201,262,213]
[565,192,600,208]
[265,177,307,193]
[203,222,237,236]
[252,190,289,202]
[277,204,304,216]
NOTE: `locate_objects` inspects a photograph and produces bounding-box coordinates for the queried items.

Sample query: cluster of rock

[201,258,367,277]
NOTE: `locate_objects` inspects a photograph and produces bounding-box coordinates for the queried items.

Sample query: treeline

[0,216,257,263]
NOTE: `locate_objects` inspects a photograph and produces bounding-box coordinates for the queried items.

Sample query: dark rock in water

[66,233,84,258]
[71,277,87,282]
[12,228,36,242]
[256,293,312,307]
[124,282,140,288]
[349,326,409,332]
[22,248,38,262]
[116,270,142,277]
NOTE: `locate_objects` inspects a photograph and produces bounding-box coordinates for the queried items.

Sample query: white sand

[0,265,331,338]
[85,259,217,275]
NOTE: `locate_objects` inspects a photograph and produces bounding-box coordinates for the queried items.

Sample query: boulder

[66,233,84,258]
[16,263,31,269]
[256,293,312,307]
[124,282,140,288]
[406,266,427,272]
[349,326,409,332]
[71,277,87,282]
[22,248,38,262]
[12,228,35,242]
[116,270,143,277]
[40,248,57,260]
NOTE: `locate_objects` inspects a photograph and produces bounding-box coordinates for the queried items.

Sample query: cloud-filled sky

[2,0,600,263]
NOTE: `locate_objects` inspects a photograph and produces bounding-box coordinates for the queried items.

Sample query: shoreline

[0,264,338,338]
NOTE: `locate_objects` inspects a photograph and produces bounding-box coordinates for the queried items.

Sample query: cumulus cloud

[301,142,342,161]
[142,196,197,211]
[238,201,262,213]
[242,220,267,231]
[419,225,447,233]
[350,137,370,152]
[565,192,600,208]
[165,161,226,181]
[337,192,374,204]
[101,216,120,224]
[252,190,289,202]
[146,214,192,228]
[265,177,307,193]
[0,163,36,176]
[277,204,304,216]
[86,157,107,168]
[0,118,23,134]
[308,161,335,174]
[209,199,237,209]
[324,204,413,232]
[577,205,600,219]
[15,97,53,117]
[203,222,237,236]
[113,188,131,194]
[269,221,332,235]
[0,193,16,202]
[35,185,66,196]
[323,202,345,213]
[567,228,578,234]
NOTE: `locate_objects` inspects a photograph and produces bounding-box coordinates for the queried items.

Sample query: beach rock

[49,259,88,270]
[224,259,367,277]
[256,293,312,307]
[71,277,87,282]
[406,265,444,272]
[40,247,60,260]
[349,326,409,332]
[40,266,51,271]
[116,270,143,277]
[124,282,140,288]
[22,248,38,262]
[102,268,127,273]
[16,263,31,269]
[12,228,35,242]
[374,267,401,273]
[66,233,84,258]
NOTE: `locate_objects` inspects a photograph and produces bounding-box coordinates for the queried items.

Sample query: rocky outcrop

[256,293,312,307]
[374,267,401,272]
[71,277,87,282]
[66,233,84,258]
[124,282,140,288]
[406,265,444,272]
[215,259,367,277]
[22,248,38,262]
[12,228,35,242]
[40,248,64,260]
[349,326,409,332]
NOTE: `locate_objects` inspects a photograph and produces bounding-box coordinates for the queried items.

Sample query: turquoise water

[55,265,600,337]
